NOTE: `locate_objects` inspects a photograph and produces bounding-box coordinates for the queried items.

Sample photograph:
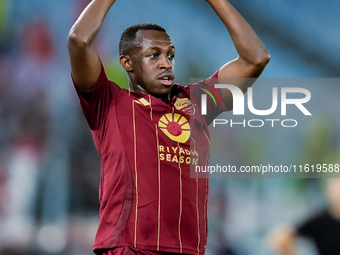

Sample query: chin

[152,92,169,99]
[151,88,171,99]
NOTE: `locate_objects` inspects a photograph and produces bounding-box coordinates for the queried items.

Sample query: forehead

[135,30,174,50]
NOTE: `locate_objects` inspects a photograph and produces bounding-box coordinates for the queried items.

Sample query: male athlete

[68,0,270,254]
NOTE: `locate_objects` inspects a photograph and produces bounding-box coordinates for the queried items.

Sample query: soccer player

[67,0,270,255]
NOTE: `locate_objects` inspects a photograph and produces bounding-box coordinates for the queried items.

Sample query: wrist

[206,0,227,4]
[205,0,219,5]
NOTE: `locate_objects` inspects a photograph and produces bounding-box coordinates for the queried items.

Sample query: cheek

[142,65,157,79]
[138,61,150,76]
[134,63,146,81]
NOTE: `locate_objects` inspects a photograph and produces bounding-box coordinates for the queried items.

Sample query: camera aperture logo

[201,84,312,128]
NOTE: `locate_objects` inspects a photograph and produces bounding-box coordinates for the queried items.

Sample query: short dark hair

[119,23,166,56]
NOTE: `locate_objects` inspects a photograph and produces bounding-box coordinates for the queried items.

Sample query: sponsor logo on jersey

[158,113,190,143]
[158,145,199,166]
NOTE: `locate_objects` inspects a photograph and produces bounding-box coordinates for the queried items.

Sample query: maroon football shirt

[74,65,226,255]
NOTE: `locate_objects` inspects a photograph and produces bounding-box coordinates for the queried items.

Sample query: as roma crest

[174,98,195,115]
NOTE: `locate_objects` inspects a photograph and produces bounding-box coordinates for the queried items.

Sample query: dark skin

[68,0,270,107]
[120,30,175,99]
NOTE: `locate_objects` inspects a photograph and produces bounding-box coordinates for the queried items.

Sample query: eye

[148,53,159,59]
[168,53,175,61]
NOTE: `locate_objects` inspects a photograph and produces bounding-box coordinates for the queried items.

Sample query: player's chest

[111,93,206,145]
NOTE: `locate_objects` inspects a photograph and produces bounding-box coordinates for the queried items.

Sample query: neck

[129,83,170,101]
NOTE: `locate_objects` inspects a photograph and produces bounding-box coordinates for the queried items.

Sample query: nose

[160,54,172,70]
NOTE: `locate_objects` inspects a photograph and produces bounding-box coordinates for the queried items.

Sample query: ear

[120,55,133,72]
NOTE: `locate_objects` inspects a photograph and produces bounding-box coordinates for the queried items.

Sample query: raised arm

[206,0,270,108]
[68,0,116,91]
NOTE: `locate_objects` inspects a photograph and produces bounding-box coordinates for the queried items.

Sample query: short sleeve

[73,64,121,130]
[188,70,229,126]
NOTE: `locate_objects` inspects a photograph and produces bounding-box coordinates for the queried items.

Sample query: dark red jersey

[74,65,226,255]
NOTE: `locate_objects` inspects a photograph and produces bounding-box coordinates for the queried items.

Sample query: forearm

[68,0,116,47]
[207,0,270,66]
[68,0,116,90]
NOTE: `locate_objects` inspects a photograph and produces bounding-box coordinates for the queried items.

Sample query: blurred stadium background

[0,0,339,254]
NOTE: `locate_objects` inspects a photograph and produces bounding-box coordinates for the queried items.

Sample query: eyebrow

[146,45,176,51]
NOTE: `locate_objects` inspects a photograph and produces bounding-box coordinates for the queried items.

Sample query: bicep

[68,38,102,91]
[217,57,266,108]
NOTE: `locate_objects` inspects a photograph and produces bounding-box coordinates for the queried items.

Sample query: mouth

[158,73,174,87]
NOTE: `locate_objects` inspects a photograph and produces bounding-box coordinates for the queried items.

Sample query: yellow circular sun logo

[158,113,191,143]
